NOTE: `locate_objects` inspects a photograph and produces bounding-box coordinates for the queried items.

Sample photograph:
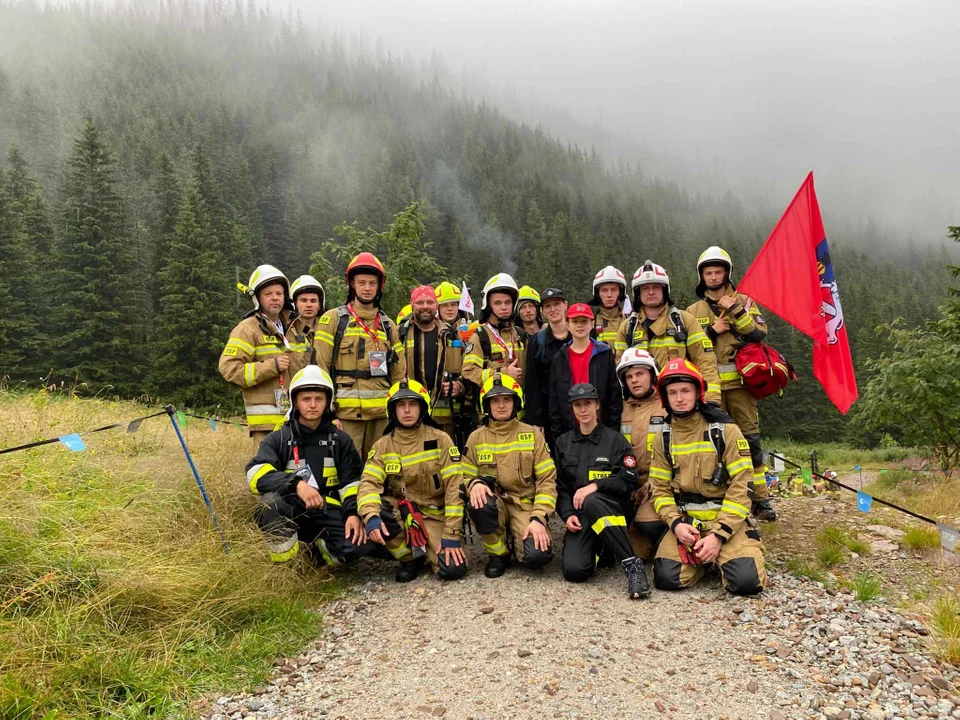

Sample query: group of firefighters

[221,247,771,598]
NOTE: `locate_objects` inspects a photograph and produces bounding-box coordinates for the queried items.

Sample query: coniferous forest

[0,1,954,443]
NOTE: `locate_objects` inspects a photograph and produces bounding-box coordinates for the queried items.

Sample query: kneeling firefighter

[246,366,371,565]
[649,359,767,595]
[463,374,558,577]
[357,379,468,582]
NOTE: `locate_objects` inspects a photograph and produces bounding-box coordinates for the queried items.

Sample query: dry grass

[930,593,960,666]
[0,390,348,718]
[864,470,960,522]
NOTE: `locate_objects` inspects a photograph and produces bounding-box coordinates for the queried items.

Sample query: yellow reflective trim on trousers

[388,541,410,559]
[719,372,741,383]
[269,537,299,563]
[316,329,335,346]
[534,493,556,508]
[444,505,464,517]
[358,493,381,509]
[246,413,285,428]
[727,458,754,476]
[243,363,257,387]
[483,537,508,555]
[432,407,452,417]
[338,397,388,409]
[649,467,673,481]
[534,459,556,474]
[226,337,255,354]
[722,501,749,518]
[653,497,676,512]
[591,515,627,534]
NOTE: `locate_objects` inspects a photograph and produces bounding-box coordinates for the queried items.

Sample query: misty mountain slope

[0,0,951,441]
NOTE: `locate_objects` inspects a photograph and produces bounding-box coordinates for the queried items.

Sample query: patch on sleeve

[701,338,714,350]
[697,316,710,326]
[736,438,751,456]
[464,342,474,354]
[222,346,238,356]
[367,448,377,460]
[262,335,278,343]
[448,446,461,460]
[318,314,332,325]
[623,455,637,469]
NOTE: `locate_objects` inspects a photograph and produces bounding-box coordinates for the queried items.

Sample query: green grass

[903,526,941,551]
[817,525,870,559]
[0,391,349,718]
[930,593,960,665]
[849,571,883,602]
[787,557,827,583]
[766,439,917,471]
[817,544,845,567]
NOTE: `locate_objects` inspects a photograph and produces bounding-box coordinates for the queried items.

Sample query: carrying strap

[331,307,396,379]
[627,307,687,347]
[662,421,726,479]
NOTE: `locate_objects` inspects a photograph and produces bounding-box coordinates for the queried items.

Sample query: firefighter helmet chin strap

[634,386,656,402]
[493,314,512,330]
[669,400,700,419]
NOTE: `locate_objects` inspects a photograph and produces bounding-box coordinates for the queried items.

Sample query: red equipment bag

[734,342,798,399]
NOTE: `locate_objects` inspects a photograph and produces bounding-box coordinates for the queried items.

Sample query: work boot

[395,557,425,583]
[484,553,511,578]
[623,557,651,599]
[752,499,778,522]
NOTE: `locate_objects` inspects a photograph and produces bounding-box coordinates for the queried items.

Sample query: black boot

[622,557,651,599]
[484,553,511,578]
[752,499,778,522]
[395,557,425,583]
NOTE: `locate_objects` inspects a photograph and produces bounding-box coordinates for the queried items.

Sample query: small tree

[855,226,960,471]
[309,202,447,316]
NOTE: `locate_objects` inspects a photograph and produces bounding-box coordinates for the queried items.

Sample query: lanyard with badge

[291,439,320,490]
[348,304,389,377]
[263,315,293,411]
[485,323,514,361]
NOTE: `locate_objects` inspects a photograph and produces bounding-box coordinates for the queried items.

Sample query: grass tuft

[787,557,827,583]
[902,526,941,551]
[930,593,960,665]
[850,571,883,602]
[0,391,349,718]
[816,525,869,563]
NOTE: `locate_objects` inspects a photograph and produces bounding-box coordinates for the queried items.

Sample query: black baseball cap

[568,383,600,402]
[541,288,566,302]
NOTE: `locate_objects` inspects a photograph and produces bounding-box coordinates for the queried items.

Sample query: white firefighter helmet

[695,246,735,298]
[591,265,627,304]
[616,347,660,383]
[247,264,290,311]
[289,365,335,405]
[480,273,519,321]
[290,274,325,307]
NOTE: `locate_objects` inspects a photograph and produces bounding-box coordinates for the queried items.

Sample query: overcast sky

[303,0,959,240]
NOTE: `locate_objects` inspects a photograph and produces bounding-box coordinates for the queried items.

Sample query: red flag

[738,173,858,414]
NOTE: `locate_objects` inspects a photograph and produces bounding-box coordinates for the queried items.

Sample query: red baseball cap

[567,303,594,320]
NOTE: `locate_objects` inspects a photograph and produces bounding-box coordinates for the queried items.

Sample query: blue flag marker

[854,465,862,472]
[856,491,873,513]
[208,418,217,431]
[59,433,86,452]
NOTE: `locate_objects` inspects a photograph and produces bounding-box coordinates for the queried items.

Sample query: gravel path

[208,527,960,720]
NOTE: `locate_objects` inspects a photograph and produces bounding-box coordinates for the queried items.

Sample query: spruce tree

[0,168,36,381]
[53,117,139,394]
[147,170,235,409]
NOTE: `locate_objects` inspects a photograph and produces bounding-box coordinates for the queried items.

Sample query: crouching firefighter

[357,379,468,583]
[649,359,767,596]
[246,366,371,565]
[463,374,558,578]
[554,383,650,599]
[616,348,668,559]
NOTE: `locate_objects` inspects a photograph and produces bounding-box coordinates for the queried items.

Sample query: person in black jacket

[554,383,650,599]
[524,287,569,440]
[246,365,372,566]
[548,303,622,441]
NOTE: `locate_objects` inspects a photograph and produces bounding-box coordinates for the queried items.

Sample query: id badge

[275,387,290,411]
[368,350,388,377]
[305,469,320,490]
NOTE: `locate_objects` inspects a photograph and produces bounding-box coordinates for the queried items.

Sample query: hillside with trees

[0,0,953,442]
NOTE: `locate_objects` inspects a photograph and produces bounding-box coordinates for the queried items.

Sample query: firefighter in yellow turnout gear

[649,359,766,596]
[687,246,776,521]
[314,253,406,458]
[463,375,558,578]
[462,273,526,391]
[590,265,628,346]
[614,260,721,406]
[616,348,668,559]
[220,265,305,444]
[358,379,468,583]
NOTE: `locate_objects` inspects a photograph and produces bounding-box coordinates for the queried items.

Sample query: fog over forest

[309,0,960,242]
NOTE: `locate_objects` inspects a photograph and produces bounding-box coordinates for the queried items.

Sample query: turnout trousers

[653,523,767,596]
[561,493,635,582]
[340,417,389,460]
[371,496,467,580]
[469,493,553,568]
[721,388,768,502]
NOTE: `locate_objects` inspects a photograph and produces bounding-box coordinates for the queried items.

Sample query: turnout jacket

[462,323,526,388]
[614,305,722,405]
[648,408,754,543]
[620,392,667,482]
[401,320,464,422]
[462,419,558,524]
[245,416,364,516]
[314,302,406,422]
[593,305,625,346]
[686,289,767,391]
[553,424,639,521]
[288,315,319,371]
[547,340,622,439]
[357,424,465,546]
[219,310,305,432]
